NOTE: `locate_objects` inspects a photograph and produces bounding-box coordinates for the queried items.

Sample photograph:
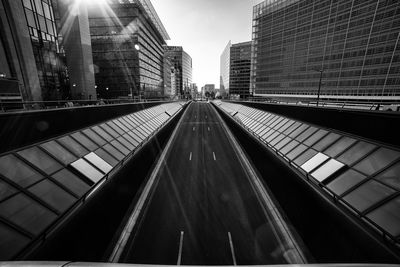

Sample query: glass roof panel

[117,136,135,150]
[100,123,119,138]
[280,140,300,155]
[311,159,345,183]
[270,134,286,146]
[70,159,103,183]
[114,119,130,132]
[71,132,98,151]
[52,169,90,197]
[0,155,43,187]
[366,196,400,237]
[128,130,144,143]
[327,169,367,196]
[41,140,77,165]
[354,148,400,176]
[84,152,113,174]
[18,147,63,175]
[300,152,329,173]
[289,124,308,138]
[0,193,57,235]
[324,136,357,158]
[82,128,107,146]
[111,140,130,156]
[343,180,396,212]
[0,179,17,202]
[28,179,76,213]
[286,143,308,160]
[283,121,301,135]
[275,136,292,150]
[0,221,31,259]
[296,126,318,142]
[303,129,328,147]
[375,162,400,190]
[123,133,139,147]
[103,144,125,161]
[91,126,113,142]
[95,148,119,167]
[312,132,341,151]
[58,136,89,157]
[107,121,125,135]
[278,119,295,133]
[293,148,318,167]
[337,141,377,166]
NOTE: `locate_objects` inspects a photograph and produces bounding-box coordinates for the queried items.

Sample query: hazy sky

[151,0,263,88]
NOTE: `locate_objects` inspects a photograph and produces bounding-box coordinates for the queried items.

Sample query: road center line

[228,232,237,265]
[177,231,184,265]
[213,152,216,161]
[189,152,192,161]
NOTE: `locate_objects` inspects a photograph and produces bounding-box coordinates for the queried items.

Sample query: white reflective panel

[301,152,329,173]
[311,159,346,183]
[84,152,113,174]
[71,159,104,183]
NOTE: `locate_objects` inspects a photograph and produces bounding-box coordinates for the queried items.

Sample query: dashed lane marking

[177,231,184,265]
[228,232,237,265]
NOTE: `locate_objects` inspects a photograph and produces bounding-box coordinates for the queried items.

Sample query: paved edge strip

[108,102,192,262]
[211,103,308,264]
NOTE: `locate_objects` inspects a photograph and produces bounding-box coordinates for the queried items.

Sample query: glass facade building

[220,41,231,92]
[164,46,193,98]
[229,41,252,99]
[21,0,68,100]
[251,0,400,100]
[88,0,169,99]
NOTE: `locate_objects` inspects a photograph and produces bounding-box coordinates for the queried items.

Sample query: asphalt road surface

[120,102,299,265]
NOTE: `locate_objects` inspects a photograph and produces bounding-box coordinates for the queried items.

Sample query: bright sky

[151,0,263,89]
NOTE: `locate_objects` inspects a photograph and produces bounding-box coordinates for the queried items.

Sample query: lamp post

[315,69,324,107]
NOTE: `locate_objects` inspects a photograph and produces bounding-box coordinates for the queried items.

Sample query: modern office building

[220,41,231,93]
[251,0,400,101]
[88,0,169,99]
[52,0,96,100]
[164,46,192,98]
[163,57,172,98]
[229,41,252,99]
[0,0,69,101]
[0,0,97,102]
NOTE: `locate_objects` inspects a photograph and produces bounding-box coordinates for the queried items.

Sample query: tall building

[53,0,96,100]
[163,57,172,97]
[229,41,252,99]
[165,46,192,98]
[0,0,68,101]
[88,0,169,99]
[220,41,231,93]
[0,0,97,102]
[251,0,400,101]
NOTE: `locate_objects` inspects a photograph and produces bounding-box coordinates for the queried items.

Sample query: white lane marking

[208,127,210,132]
[189,152,192,161]
[193,126,195,131]
[228,232,237,265]
[177,231,184,265]
[213,152,216,161]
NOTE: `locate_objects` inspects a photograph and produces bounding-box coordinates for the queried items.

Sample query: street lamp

[314,69,324,107]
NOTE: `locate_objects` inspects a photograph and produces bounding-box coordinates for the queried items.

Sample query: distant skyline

[151,0,264,88]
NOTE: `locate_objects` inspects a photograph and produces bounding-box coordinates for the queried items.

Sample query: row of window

[0,102,185,260]
[216,101,400,243]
